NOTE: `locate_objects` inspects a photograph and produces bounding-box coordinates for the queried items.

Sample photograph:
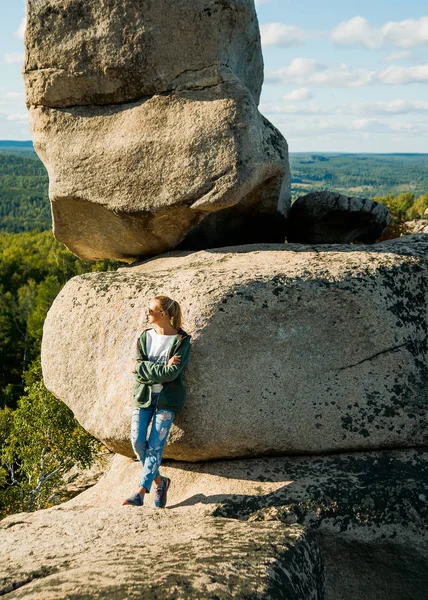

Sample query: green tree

[372,192,415,224]
[0,230,122,407]
[406,193,428,220]
[27,276,62,345]
[0,362,101,518]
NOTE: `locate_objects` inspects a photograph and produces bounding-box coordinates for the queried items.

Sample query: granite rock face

[25,0,290,262]
[81,449,428,600]
[404,219,428,235]
[211,449,428,600]
[2,448,428,600]
[287,191,391,244]
[24,0,263,108]
[41,235,428,460]
[0,506,324,600]
[30,82,289,261]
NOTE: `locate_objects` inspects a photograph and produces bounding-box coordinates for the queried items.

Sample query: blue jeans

[131,392,174,492]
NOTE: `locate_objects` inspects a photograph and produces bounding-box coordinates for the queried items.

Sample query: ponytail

[155,295,183,331]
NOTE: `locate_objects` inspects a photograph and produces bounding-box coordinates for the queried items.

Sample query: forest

[1,145,427,233]
[0,229,121,517]
[0,145,427,519]
[290,153,428,200]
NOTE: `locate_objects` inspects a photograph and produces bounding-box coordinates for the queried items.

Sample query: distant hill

[0,141,33,148]
[0,143,426,233]
[0,141,35,156]
[0,151,50,233]
[290,153,428,200]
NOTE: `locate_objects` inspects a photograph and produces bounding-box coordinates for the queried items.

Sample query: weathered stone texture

[41,235,428,460]
[0,507,323,599]
[24,0,290,261]
[2,448,428,600]
[30,80,290,261]
[210,449,428,600]
[81,449,428,600]
[287,191,391,244]
[404,219,428,235]
[24,0,263,108]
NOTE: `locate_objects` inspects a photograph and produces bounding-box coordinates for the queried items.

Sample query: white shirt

[145,329,177,393]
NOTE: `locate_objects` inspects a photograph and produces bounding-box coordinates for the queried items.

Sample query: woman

[123,295,191,508]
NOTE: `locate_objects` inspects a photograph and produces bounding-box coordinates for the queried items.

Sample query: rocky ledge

[1,448,427,599]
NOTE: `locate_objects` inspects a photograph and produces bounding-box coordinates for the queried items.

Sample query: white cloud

[266,58,428,88]
[382,17,428,48]
[378,63,428,84]
[260,101,322,115]
[350,119,391,132]
[284,120,347,135]
[284,88,314,102]
[330,16,428,49]
[342,100,428,116]
[279,118,428,137]
[310,64,375,87]
[0,112,31,140]
[330,16,382,49]
[7,113,28,122]
[286,58,317,77]
[389,122,421,132]
[383,50,412,63]
[16,16,26,39]
[3,53,25,64]
[262,98,428,120]
[0,88,25,107]
[266,58,375,88]
[261,23,313,47]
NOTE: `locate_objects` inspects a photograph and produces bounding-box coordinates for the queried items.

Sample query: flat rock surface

[0,506,323,600]
[42,235,428,460]
[404,220,428,235]
[2,448,427,600]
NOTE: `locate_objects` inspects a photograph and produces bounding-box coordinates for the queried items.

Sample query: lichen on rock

[41,235,428,460]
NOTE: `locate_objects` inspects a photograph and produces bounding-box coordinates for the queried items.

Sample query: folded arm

[134,338,191,384]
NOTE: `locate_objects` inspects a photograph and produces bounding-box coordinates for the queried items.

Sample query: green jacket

[132,327,192,413]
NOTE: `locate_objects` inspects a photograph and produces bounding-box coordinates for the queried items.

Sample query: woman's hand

[168,354,181,367]
[130,358,138,374]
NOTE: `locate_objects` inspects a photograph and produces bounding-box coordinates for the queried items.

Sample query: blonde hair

[154,296,183,331]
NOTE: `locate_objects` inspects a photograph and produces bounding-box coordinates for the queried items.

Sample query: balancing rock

[24,0,290,261]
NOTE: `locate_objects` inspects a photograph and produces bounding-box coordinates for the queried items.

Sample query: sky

[0,0,427,152]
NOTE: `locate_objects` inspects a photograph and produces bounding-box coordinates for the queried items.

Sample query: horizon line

[0,141,427,156]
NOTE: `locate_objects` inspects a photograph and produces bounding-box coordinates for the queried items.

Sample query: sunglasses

[147,307,162,315]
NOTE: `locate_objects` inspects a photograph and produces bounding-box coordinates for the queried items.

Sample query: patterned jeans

[131,392,175,492]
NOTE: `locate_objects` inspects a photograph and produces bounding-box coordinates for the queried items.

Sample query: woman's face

[147,299,163,324]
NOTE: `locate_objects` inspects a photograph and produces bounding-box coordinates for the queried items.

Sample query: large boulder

[30,80,289,261]
[287,191,391,244]
[25,0,290,261]
[41,235,428,460]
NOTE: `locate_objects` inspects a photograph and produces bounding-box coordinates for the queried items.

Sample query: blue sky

[1,0,427,152]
